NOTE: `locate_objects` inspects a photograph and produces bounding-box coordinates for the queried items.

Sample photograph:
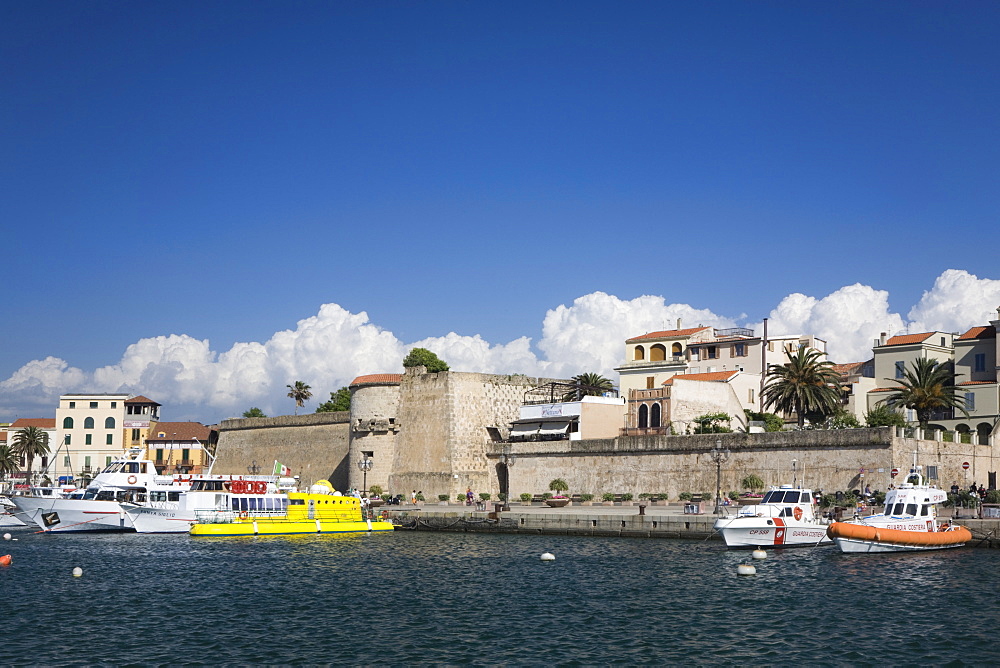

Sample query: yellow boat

[189,481,394,537]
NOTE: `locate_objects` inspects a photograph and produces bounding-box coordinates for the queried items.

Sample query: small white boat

[828,464,971,553]
[713,485,830,548]
[1,495,27,527]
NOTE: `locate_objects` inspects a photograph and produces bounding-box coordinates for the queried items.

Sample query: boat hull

[190,518,394,536]
[827,522,971,553]
[12,497,132,532]
[714,517,831,548]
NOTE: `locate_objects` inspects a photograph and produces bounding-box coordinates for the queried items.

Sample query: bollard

[638,504,646,516]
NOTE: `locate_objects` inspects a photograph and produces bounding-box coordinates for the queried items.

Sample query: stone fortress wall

[213,370,1000,500]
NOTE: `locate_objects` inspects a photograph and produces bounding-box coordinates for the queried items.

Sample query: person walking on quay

[466,487,474,506]
[410,490,417,505]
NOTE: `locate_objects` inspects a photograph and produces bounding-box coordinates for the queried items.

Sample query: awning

[510,422,541,436]
[538,422,570,436]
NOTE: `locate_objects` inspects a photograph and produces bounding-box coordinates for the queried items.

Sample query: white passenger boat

[1,495,27,527]
[828,464,972,553]
[713,485,831,548]
[123,475,296,533]
[12,452,191,533]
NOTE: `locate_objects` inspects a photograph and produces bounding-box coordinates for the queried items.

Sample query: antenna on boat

[196,438,217,475]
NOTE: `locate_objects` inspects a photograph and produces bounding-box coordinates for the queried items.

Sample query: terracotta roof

[870,387,896,393]
[663,370,739,385]
[10,418,56,429]
[957,326,996,341]
[126,395,161,405]
[350,374,403,386]
[627,327,711,343]
[145,422,212,442]
[831,362,862,375]
[883,333,935,346]
[957,380,996,386]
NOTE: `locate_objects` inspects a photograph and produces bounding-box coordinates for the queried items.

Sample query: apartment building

[54,393,130,484]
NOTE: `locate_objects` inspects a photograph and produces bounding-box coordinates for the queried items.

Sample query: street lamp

[357,455,373,496]
[791,459,798,488]
[248,460,261,475]
[710,438,731,515]
[498,444,516,511]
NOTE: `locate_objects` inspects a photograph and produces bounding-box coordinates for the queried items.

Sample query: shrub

[479,492,491,501]
[519,493,532,503]
[728,491,739,500]
[542,492,553,500]
[369,485,384,498]
[740,474,765,493]
[497,492,507,501]
[621,493,634,502]
[580,493,594,502]
[548,478,569,495]
[678,492,693,501]
[601,492,615,502]
[402,347,449,372]
[456,494,465,503]
[438,494,450,502]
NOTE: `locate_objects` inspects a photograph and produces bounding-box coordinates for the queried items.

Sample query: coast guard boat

[713,485,831,548]
[827,463,972,553]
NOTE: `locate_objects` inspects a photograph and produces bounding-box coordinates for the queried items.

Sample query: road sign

[962,461,970,470]
[891,468,899,477]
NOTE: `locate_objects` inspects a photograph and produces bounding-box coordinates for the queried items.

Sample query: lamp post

[791,459,798,488]
[498,444,516,511]
[358,456,373,496]
[710,439,731,515]
[248,460,261,476]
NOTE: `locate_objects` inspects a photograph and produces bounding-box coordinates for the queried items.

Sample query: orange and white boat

[827,463,971,553]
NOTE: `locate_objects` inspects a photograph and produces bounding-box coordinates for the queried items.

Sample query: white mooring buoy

[737,563,757,576]
[2,533,10,541]
[72,567,83,578]
[540,552,555,561]
[751,548,767,560]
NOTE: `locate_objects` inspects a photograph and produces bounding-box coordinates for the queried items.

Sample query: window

[84,456,92,468]
[156,449,164,461]
[63,417,74,429]
[105,417,115,429]
[69,401,76,408]
[975,354,986,372]
[131,429,140,441]
[65,435,71,445]
[638,405,648,429]
[895,361,905,379]
[106,434,113,445]
[182,448,190,462]
[650,344,666,361]
[734,343,746,357]
[106,456,112,467]
[85,435,92,445]
[646,377,655,389]
[84,417,94,429]
[748,388,755,404]
[64,456,70,467]
[634,345,645,361]
[650,404,661,428]
[941,337,946,347]
[965,393,975,410]
[111,402,117,408]
[926,465,938,480]
[90,402,98,408]
[706,346,717,359]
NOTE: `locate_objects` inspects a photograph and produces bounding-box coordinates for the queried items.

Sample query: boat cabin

[738,485,818,520]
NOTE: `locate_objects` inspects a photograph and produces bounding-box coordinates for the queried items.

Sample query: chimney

[676,318,682,330]
[879,332,887,346]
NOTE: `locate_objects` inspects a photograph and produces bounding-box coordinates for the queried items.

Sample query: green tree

[12,426,50,485]
[879,358,968,428]
[0,443,19,480]
[691,412,733,433]
[822,409,861,429]
[316,387,351,413]
[549,478,569,496]
[561,372,614,401]
[286,381,313,415]
[242,407,267,418]
[863,404,906,428]
[744,410,785,432]
[740,473,765,493]
[761,347,842,428]
[402,348,449,372]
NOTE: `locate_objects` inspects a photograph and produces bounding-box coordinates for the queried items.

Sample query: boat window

[762,491,778,503]
[231,498,239,511]
[83,489,97,500]
[150,491,166,502]
[920,505,929,516]
[95,491,115,501]
[289,499,305,506]
[905,504,918,516]
[168,492,180,501]
[779,507,790,517]
[891,503,903,515]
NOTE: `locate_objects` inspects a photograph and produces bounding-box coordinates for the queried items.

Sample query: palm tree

[286,381,313,415]
[879,358,968,428]
[761,347,842,428]
[562,373,614,402]
[11,426,50,486]
[0,443,19,481]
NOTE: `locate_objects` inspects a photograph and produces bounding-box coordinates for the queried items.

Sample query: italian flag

[273,460,291,477]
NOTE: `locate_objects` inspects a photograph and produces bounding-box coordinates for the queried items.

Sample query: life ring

[127,475,137,485]
[792,506,803,521]
[239,511,249,520]
[231,480,245,494]
[253,481,266,494]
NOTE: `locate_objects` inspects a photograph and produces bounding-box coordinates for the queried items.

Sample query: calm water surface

[1,526,996,666]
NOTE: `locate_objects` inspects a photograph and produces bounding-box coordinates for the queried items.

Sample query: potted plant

[580,493,594,506]
[619,492,634,506]
[601,492,616,506]
[369,485,385,507]
[519,492,533,505]
[438,494,450,506]
[545,478,571,507]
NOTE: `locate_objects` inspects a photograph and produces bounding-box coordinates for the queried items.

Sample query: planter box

[545,498,571,508]
[580,501,594,506]
[368,499,385,508]
[618,501,634,506]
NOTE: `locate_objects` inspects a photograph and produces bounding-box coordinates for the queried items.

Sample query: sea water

[0,528,995,666]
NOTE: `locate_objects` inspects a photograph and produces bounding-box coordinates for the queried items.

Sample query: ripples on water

[0,527,995,666]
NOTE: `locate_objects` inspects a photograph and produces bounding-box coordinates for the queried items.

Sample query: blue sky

[3,2,1000,423]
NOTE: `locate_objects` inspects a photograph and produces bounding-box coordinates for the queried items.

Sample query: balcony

[617,357,686,370]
